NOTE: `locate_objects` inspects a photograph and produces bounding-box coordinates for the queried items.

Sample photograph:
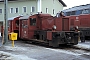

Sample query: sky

[63,0,90,9]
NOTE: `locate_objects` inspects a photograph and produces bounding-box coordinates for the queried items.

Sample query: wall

[0,0,37,22]
[41,0,63,16]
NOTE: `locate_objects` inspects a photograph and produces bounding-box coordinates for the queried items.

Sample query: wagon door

[21,20,28,39]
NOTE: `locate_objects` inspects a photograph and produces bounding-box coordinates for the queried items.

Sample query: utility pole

[4,0,8,44]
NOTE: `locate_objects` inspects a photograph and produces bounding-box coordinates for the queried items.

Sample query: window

[66,12,71,16]
[53,9,55,14]
[23,7,26,13]
[71,11,76,15]
[15,20,19,27]
[30,18,36,26]
[22,20,28,28]
[46,8,48,13]
[76,10,83,15]
[0,9,2,14]
[79,10,83,14]
[31,6,35,12]
[15,8,18,13]
[10,8,14,13]
[82,9,90,14]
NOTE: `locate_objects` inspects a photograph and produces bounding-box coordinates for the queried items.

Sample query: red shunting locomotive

[18,13,79,47]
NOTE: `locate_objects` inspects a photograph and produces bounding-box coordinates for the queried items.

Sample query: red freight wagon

[79,14,90,27]
[8,16,19,33]
[79,14,90,39]
[69,14,90,40]
[69,16,80,28]
[19,13,79,47]
[1,16,22,37]
[8,16,23,38]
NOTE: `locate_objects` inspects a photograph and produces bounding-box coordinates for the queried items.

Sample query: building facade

[0,0,66,21]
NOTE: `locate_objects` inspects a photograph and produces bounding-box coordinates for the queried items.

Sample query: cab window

[15,20,19,27]
[30,18,36,26]
[22,20,28,28]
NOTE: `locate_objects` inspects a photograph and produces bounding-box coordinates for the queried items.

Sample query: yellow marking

[12,40,14,47]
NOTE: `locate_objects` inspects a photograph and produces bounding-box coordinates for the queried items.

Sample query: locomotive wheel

[49,41,53,46]
[60,32,65,38]
[49,41,59,47]
[52,43,59,47]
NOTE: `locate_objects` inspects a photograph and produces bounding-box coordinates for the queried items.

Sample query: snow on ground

[0,43,37,60]
[75,44,90,49]
[45,48,82,56]
[0,51,37,60]
[74,41,90,50]
[0,40,90,60]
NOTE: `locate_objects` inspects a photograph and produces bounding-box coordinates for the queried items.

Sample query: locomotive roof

[8,16,20,20]
[19,13,52,20]
[19,15,30,20]
[63,4,90,12]
[37,13,51,16]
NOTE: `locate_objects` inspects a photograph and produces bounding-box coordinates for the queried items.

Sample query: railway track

[44,44,90,59]
[26,40,90,57]
[0,40,90,60]
[23,40,90,51]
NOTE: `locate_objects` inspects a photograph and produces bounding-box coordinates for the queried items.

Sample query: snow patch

[0,32,1,37]
[45,48,82,56]
[0,51,37,60]
[12,55,37,60]
[4,46,27,51]
[74,44,90,50]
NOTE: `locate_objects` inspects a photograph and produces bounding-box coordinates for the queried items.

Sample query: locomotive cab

[19,14,52,39]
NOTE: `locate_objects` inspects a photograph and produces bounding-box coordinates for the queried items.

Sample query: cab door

[21,20,28,39]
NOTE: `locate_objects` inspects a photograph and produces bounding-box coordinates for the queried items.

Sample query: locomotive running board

[30,39,48,43]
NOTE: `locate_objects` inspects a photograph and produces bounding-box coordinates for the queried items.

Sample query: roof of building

[63,4,90,12]
[59,0,67,7]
